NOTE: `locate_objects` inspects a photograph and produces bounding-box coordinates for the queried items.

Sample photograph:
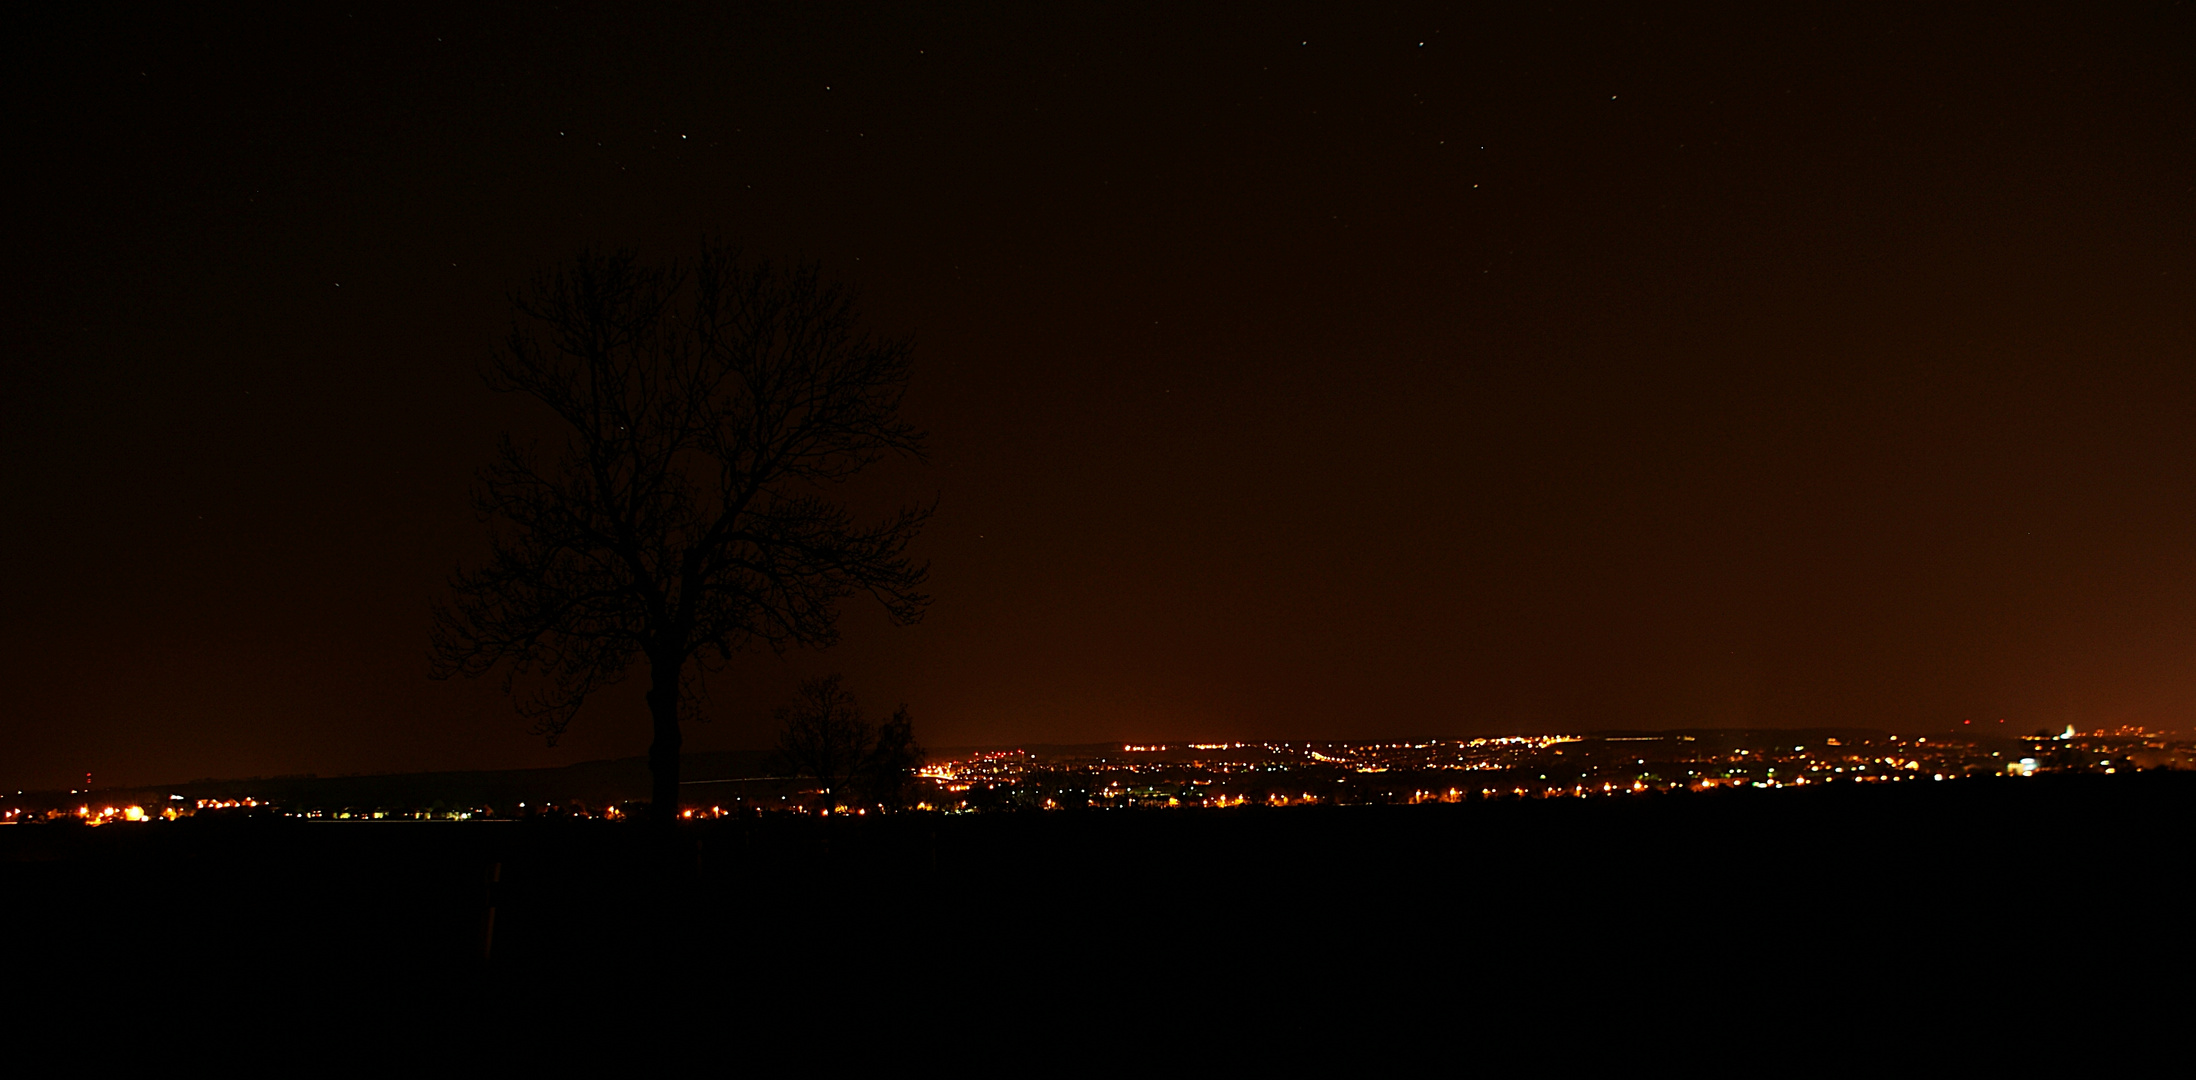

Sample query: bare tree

[864,703,924,810]
[430,242,931,824]
[771,675,925,811]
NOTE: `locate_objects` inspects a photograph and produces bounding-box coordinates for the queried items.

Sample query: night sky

[6,3,2193,790]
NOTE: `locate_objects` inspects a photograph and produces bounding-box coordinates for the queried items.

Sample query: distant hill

[6,750,778,814]
[9,728,2044,815]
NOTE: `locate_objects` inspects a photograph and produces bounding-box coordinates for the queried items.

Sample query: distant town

[906,725,2191,812]
[7,725,2189,827]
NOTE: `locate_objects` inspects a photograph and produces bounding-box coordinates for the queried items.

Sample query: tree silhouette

[430,242,931,824]
[772,675,925,811]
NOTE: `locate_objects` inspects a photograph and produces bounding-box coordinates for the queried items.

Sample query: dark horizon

[7,2,2194,792]
[9,721,2124,822]
[2,719,2156,816]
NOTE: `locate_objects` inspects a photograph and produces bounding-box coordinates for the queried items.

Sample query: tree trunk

[646,652,683,826]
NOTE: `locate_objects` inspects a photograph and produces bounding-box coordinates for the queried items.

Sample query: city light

[5,727,2178,827]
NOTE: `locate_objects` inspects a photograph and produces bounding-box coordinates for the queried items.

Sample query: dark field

[8,775,2190,1030]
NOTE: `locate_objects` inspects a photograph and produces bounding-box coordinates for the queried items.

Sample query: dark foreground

[7,775,2191,1039]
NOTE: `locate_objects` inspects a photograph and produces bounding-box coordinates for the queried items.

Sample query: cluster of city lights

[5,725,2179,826]
[678,806,771,819]
[891,726,2192,814]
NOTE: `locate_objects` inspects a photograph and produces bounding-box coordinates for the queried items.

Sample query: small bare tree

[430,242,931,824]
[772,675,925,811]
